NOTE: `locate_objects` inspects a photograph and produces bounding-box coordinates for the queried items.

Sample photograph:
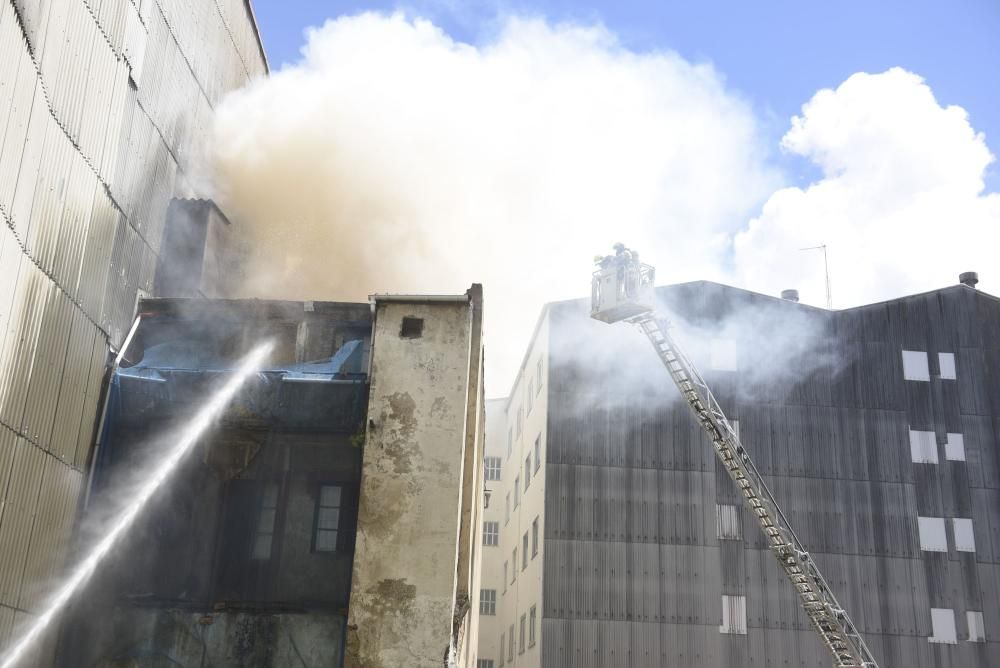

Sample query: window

[968,611,985,642]
[516,407,523,437]
[507,428,512,459]
[527,380,533,414]
[720,595,747,634]
[480,589,497,616]
[522,533,528,570]
[939,352,957,380]
[909,429,938,464]
[710,339,738,371]
[918,517,947,552]
[716,504,741,540]
[505,493,510,524]
[483,521,499,546]
[524,456,531,489]
[485,456,502,481]
[519,614,526,654]
[945,433,965,462]
[400,316,424,338]
[508,624,514,661]
[514,475,520,508]
[902,350,930,381]
[512,548,517,581]
[252,483,279,560]
[478,660,495,668]
[499,634,505,666]
[313,485,342,552]
[503,562,508,593]
[529,605,537,646]
[532,516,539,557]
[930,608,957,644]
[953,518,976,552]
[534,435,541,473]
[536,357,543,392]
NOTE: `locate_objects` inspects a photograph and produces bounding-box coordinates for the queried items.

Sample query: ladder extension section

[632,315,879,668]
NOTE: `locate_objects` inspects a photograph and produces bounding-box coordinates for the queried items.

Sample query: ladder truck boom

[590,245,879,668]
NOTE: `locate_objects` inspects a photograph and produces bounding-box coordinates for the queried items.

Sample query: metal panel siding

[20,285,75,448]
[0,432,45,607]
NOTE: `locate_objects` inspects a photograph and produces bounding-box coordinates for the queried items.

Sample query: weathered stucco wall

[346,290,484,668]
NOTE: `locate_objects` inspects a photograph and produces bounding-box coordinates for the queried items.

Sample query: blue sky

[251,0,1000,188]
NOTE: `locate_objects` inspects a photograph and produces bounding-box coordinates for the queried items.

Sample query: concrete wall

[0,0,266,659]
[346,290,485,668]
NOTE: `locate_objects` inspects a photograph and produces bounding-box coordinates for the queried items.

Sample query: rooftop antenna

[800,244,833,309]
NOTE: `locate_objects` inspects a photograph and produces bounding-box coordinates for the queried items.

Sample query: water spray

[0,341,274,668]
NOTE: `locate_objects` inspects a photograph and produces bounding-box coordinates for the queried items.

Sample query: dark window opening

[400,317,424,338]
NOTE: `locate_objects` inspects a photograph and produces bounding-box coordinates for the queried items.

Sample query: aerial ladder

[590,245,879,668]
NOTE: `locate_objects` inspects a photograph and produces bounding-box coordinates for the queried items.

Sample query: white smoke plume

[209,12,778,394]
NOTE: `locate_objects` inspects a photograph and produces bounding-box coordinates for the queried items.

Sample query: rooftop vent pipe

[780,289,800,302]
[959,272,979,288]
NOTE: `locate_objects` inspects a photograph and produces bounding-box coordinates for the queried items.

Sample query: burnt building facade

[482,277,1000,667]
[61,288,487,667]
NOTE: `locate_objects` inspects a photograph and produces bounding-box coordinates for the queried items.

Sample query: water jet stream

[0,341,274,668]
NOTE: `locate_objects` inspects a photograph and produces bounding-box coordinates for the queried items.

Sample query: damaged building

[480,274,1000,667]
[60,287,487,667]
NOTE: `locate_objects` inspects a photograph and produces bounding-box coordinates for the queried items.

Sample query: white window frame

[902,350,930,381]
[918,517,947,552]
[967,610,985,642]
[484,456,502,481]
[483,521,499,546]
[909,429,938,464]
[939,352,957,380]
[945,433,965,462]
[929,608,957,644]
[953,518,976,552]
[720,594,747,634]
[479,589,497,615]
[716,504,741,540]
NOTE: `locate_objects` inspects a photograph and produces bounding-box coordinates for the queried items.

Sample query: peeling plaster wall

[346,292,484,668]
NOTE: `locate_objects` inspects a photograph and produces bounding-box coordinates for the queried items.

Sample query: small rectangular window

[508,624,514,661]
[953,518,976,552]
[514,475,520,508]
[945,433,965,462]
[519,614,526,653]
[902,350,930,381]
[720,595,747,634]
[909,429,938,464]
[503,562,507,593]
[400,316,424,338]
[479,589,497,616]
[484,456,502,481]
[512,548,517,581]
[716,504,741,540]
[534,435,541,473]
[499,634,505,666]
[529,605,537,646]
[918,516,947,552]
[524,456,531,489]
[930,608,957,644]
[968,610,985,642]
[505,493,510,524]
[314,485,342,552]
[710,339,738,371]
[483,521,499,546]
[532,516,539,557]
[478,660,495,668]
[252,483,280,560]
[522,533,528,570]
[939,352,956,380]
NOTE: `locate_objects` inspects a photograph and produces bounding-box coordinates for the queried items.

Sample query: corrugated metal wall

[0,0,266,659]
[541,283,1000,666]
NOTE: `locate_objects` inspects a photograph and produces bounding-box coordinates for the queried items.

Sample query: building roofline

[369,294,471,304]
[501,302,552,414]
[244,0,270,74]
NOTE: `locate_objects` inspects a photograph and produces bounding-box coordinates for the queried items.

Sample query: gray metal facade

[541,281,1000,666]
[0,0,265,660]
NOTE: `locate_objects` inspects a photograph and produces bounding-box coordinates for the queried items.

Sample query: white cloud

[210,12,777,394]
[734,67,999,307]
